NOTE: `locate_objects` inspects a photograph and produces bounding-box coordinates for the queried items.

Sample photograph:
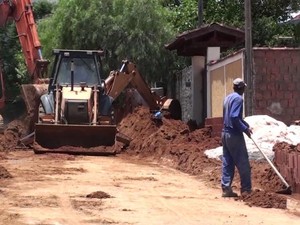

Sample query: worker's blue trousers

[221,131,252,193]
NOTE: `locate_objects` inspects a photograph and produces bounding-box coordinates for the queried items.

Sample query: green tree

[167,0,300,47]
[168,0,198,33]
[38,0,177,84]
[33,0,55,20]
[0,24,25,101]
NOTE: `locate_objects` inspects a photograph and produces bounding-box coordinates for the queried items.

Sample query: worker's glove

[245,128,253,138]
[152,111,162,120]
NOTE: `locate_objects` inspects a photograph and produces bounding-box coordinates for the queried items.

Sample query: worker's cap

[233,78,247,88]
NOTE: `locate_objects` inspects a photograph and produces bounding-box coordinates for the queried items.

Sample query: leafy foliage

[0,24,25,100]
[38,0,177,84]
[33,0,55,20]
[168,0,198,33]
[204,0,243,27]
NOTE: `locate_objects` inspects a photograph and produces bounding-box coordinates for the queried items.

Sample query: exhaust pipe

[71,60,74,91]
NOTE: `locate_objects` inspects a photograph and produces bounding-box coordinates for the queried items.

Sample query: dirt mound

[32,143,116,156]
[86,191,112,199]
[0,153,7,160]
[273,142,300,153]
[118,106,289,209]
[0,105,291,209]
[0,114,30,151]
[240,189,286,209]
[0,165,12,179]
[253,162,285,192]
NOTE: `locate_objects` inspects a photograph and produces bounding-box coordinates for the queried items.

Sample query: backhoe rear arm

[105,60,160,111]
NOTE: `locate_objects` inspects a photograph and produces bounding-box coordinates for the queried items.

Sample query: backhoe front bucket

[34,123,117,155]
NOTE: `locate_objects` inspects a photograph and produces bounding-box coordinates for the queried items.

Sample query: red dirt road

[1,106,300,224]
[1,151,300,225]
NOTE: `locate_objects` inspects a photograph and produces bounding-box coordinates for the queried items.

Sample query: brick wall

[253,48,300,125]
[274,148,300,193]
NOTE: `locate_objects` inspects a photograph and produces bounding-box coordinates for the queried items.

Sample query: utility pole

[244,0,253,116]
[198,0,203,27]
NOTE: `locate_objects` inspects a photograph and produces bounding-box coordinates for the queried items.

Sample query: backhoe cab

[34,50,116,153]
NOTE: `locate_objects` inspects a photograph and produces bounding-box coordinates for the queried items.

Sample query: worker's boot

[222,187,238,198]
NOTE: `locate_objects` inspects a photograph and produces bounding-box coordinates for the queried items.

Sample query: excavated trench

[0,106,297,209]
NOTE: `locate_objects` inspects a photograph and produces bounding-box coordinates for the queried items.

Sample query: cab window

[56,57,99,86]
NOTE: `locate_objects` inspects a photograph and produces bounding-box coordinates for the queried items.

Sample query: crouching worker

[221,78,253,197]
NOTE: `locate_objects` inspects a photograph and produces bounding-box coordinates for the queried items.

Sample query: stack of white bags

[205,115,300,161]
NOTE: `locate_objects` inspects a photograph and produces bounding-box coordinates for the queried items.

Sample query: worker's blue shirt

[223,92,249,134]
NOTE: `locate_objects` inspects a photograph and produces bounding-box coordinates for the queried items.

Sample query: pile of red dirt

[0,165,12,179]
[0,106,290,209]
[118,106,288,209]
[0,114,30,152]
[240,189,286,208]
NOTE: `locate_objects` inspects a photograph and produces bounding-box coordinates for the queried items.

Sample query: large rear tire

[168,99,182,120]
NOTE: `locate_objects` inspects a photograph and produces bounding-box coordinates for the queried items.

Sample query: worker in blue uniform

[221,78,252,197]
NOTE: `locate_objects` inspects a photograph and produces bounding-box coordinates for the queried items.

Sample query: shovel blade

[275,186,292,195]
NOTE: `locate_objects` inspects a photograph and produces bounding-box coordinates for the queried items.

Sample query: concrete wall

[175,48,220,124]
[175,57,205,125]
[175,66,193,122]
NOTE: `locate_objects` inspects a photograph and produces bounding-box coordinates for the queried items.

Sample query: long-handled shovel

[251,137,292,195]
